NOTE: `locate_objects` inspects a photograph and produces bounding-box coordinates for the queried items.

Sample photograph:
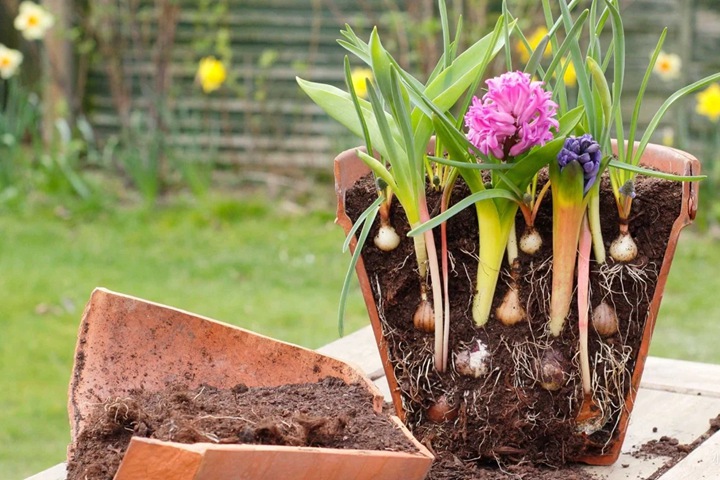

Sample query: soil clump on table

[630,413,720,480]
[67,376,416,480]
[345,170,682,467]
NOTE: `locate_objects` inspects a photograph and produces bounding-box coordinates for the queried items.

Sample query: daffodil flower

[516,26,551,63]
[652,51,681,81]
[696,83,720,122]
[196,56,227,94]
[14,1,55,41]
[0,44,23,79]
[350,67,373,99]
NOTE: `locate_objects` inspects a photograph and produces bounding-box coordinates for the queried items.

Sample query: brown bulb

[592,301,618,337]
[426,395,458,423]
[539,349,566,392]
[413,299,434,333]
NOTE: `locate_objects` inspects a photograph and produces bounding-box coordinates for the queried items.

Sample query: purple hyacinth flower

[464,71,558,160]
[557,134,602,193]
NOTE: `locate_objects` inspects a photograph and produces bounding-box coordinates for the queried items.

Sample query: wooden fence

[81,0,720,169]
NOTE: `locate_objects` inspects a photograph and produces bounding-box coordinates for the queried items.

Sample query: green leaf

[499,137,565,191]
[408,188,519,237]
[627,27,666,165]
[342,194,385,253]
[357,149,398,193]
[296,78,401,160]
[608,159,706,182]
[338,201,379,336]
[634,71,720,166]
[428,156,512,170]
[558,106,585,137]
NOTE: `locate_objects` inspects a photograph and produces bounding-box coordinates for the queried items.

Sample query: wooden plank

[658,431,720,479]
[25,463,66,480]
[317,326,384,380]
[641,357,720,397]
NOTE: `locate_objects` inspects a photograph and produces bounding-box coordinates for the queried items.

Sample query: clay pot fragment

[68,288,433,480]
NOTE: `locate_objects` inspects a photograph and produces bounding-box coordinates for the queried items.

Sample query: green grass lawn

[1,193,718,478]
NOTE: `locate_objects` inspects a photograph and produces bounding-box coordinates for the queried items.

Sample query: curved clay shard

[68,288,433,480]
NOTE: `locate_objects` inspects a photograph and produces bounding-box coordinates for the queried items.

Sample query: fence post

[42,0,74,144]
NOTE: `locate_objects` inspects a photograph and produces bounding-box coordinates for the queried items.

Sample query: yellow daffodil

[652,51,681,81]
[196,56,227,93]
[696,83,720,122]
[516,26,551,64]
[350,67,373,99]
[0,44,23,79]
[13,1,55,41]
[561,57,576,87]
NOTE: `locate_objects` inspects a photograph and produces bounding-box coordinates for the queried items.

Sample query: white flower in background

[0,44,23,79]
[652,51,681,81]
[14,1,55,41]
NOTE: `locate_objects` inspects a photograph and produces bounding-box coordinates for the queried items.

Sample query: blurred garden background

[1,0,719,477]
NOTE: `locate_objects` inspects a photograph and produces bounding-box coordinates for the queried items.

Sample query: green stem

[587,187,606,264]
[472,204,516,327]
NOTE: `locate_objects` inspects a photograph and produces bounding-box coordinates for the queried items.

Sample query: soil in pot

[344,170,682,468]
[67,376,418,480]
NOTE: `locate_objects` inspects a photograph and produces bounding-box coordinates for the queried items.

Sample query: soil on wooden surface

[630,413,720,480]
[344,170,683,468]
[67,377,417,480]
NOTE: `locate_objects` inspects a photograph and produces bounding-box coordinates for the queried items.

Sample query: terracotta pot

[68,288,433,480]
[334,142,700,466]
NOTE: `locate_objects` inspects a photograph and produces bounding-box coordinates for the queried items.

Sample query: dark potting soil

[344,169,683,469]
[66,377,417,480]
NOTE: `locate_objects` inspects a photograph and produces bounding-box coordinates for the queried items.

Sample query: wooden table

[28,326,720,480]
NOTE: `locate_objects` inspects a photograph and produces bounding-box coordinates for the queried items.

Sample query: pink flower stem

[578,214,592,395]
[419,196,446,372]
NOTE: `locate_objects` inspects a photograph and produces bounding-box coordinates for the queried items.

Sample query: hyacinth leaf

[524,34,550,75]
[356,150,398,193]
[603,0,624,153]
[422,16,513,111]
[548,159,587,337]
[559,1,596,135]
[625,28,666,171]
[608,159,706,182]
[344,57,373,157]
[338,24,370,65]
[296,78,402,160]
[496,137,565,196]
[541,9,588,85]
[633,71,720,167]
[558,106,585,137]
[338,200,380,336]
[408,188,519,237]
[587,57,612,146]
[428,156,513,171]
[341,194,385,254]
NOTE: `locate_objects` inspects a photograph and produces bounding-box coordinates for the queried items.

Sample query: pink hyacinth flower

[464,71,558,160]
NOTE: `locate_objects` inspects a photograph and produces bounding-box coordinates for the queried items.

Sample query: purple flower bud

[464,71,558,160]
[557,134,602,193]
